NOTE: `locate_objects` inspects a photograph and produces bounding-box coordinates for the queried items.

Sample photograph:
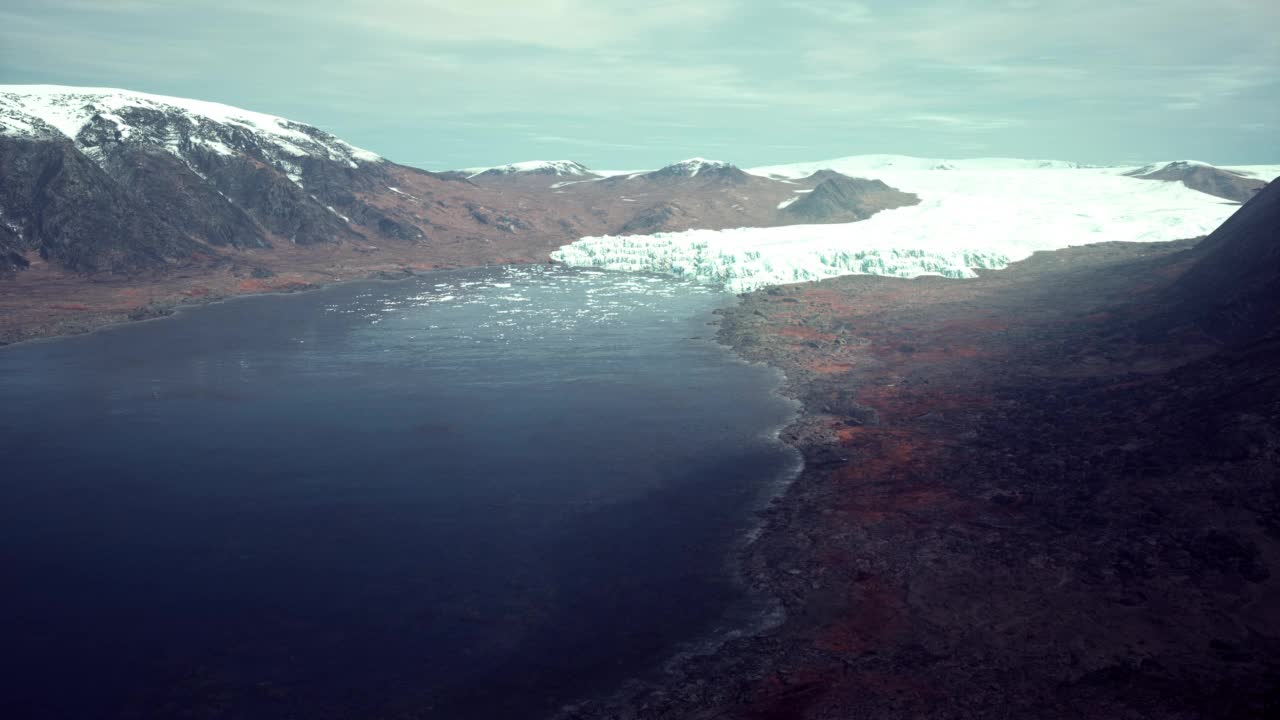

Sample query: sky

[1,0,1277,170]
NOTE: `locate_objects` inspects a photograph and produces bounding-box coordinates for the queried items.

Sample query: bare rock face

[782,172,919,223]
[1126,161,1267,203]
[101,145,269,249]
[619,202,692,234]
[0,135,201,273]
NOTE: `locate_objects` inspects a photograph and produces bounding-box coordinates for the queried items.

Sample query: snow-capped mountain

[464,160,595,179]
[639,158,746,182]
[652,158,734,177]
[0,85,442,273]
[0,86,381,183]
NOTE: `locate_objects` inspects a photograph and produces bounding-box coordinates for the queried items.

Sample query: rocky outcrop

[782,172,919,223]
[619,202,692,234]
[1125,161,1267,202]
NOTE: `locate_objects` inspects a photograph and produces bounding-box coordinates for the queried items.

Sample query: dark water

[0,266,797,720]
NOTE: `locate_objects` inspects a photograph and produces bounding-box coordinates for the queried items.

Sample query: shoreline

[0,258,556,348]
[560,235,1280,719]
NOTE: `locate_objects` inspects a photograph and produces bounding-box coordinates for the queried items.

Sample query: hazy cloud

[0,0,1276,167]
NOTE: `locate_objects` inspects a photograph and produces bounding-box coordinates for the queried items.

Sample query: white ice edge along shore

[553,161,1272,293]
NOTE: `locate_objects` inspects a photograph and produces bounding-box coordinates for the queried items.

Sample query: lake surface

[0,266,798,720]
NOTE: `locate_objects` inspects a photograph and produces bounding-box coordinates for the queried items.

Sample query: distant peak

[1130,160,1215,175]
[648,158,738,179]
[467,160,594,178]
[670,158,732,175]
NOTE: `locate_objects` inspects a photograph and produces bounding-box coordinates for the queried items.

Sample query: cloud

[902,114,1024,132]
[217,0,735,52]
[783,1,873,24]
[1,0,1277,165]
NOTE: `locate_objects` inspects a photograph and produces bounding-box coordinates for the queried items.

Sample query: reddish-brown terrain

[561,181,1280,719]
[0,153,915,345]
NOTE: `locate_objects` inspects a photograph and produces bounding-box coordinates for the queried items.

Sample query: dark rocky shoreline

[560,225,1280,719]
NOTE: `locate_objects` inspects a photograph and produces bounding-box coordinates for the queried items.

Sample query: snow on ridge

[0,84,382,164]
[651,157,734,177]
[1123,159,1219,176]
[553,166,1242,293]
[464,160,594,177]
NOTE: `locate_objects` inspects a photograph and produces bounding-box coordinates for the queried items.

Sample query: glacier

[553,157,1272,293]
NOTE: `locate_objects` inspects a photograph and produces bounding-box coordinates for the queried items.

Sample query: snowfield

[0,85,382,166]
[552,156,1267,292]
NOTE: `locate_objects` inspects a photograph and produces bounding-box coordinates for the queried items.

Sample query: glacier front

[552,158,1260,293]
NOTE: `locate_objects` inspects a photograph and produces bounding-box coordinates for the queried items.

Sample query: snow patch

[652,157,733,177]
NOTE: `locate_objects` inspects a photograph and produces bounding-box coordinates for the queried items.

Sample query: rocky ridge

[1125,160,1267,203]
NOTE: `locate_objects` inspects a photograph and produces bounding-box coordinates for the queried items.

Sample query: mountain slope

[1158,179,1280,343]
[0,86,420,271]
[1125,160,1267,203]
[781,173,918,223]
[0,135,203,273]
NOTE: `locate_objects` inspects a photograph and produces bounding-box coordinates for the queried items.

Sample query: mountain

[1124,160,1267,203]
[0,86,918,282]
[467,160,595,177]
[0,85,442,271]
[781,172,917,223]
[1155,179,1280,343]
[639,157,749,183]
